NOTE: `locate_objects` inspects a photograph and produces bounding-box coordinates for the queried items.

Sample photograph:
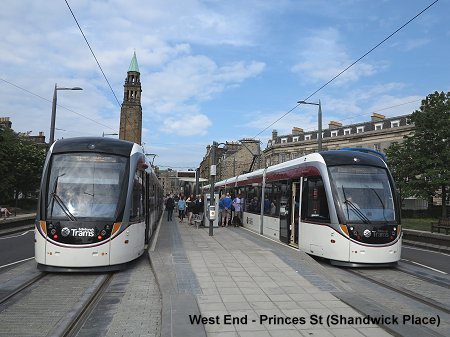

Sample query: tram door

[289,181,301,247]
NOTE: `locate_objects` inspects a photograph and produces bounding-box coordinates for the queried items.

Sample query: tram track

[346,268,450,315]
[49,273,114,337]
[312,258,450,336]
[0,271,115,337]
[0,272,46,306]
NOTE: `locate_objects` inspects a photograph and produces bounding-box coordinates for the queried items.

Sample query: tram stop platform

[147,215,392,337]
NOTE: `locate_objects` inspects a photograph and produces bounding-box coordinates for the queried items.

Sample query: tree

[386,91,450,217]
[0,126,46,206]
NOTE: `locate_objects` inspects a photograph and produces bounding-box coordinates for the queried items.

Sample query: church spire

[128,51,139,72]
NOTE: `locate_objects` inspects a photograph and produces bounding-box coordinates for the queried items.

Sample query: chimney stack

[292,127,303,135]
[272,129,278,140]
[371,113,385,122]
[328,121,342,129]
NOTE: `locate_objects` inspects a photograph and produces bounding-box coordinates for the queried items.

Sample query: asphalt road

[401,244,450,274]
[0,230,34,269]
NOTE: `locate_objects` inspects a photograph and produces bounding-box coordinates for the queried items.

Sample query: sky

[0,0,449,170]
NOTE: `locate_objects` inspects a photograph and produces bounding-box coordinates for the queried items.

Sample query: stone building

[119,52,142,144]
[0,117,46,145]
[264,113,413,167]
[0,117,12,129]
[157,169,178,196]
[199,139,261,182]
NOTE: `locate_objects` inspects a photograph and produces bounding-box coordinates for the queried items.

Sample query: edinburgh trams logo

[61,227,95,237]
[363,229,372,238]
[61,227,71,237]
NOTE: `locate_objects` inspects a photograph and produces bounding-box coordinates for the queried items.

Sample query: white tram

[210,150,401,266]
[35,137,163,271]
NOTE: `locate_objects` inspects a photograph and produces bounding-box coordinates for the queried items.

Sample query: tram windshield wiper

[344,199,371,224]
[48,173,76,221]
[342,185,371,224]
[368,186,388,222]
[50,192,77,221]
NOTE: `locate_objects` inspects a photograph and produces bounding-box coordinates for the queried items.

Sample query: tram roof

[51,137,138,157]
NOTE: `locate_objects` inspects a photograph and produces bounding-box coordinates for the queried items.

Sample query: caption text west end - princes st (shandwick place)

[189,314,441,327]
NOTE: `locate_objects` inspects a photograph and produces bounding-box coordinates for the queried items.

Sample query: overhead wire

[253,0,439,139]
[0,77,118,132]
[64,0,140,142]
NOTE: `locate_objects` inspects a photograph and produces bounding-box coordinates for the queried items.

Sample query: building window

[406,118,411,125]
[391,120,400,128]
[305,135,311,141]
[331,131,338,137]
[344,128,351,135]
[357,126,365,134]
[281,138,287,144]
[293,136,299,142]
[375,123,383,130]
[374,143,381,152]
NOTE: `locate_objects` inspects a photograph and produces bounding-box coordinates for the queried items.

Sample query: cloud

[162,113,212,136]
[291,28,376,85]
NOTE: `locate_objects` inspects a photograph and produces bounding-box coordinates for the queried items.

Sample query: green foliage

[386,91,450,217]
[0,126,46,204]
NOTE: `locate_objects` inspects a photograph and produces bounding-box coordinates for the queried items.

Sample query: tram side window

[301,177,330,222]
[130,171,144,222]
[245,185,261,214]
[264,182,283,216]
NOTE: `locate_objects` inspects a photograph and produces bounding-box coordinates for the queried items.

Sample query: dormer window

[344,128,351,135]
[357,126,365,134]
[331,131,338,137]
[375,123,383,130]
[305,134,311,141]
[293,136,299,142]
[391,120,400,128]
[281,138,288,144]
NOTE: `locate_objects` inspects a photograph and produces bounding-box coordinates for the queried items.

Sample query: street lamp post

[297,99,322,152]
[209,141,227,236]
[209,142,217,237]
[49,83,83,145]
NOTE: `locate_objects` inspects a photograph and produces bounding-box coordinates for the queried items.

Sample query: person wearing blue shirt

[221,193,232,227]
[177,196,187,223]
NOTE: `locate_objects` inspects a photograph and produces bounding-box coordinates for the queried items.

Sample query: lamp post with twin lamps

[297,99,322,152]
[49,84,83,145]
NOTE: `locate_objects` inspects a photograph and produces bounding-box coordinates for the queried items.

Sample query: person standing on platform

[221,193,232,227]
[165,194,175,221]
[232,194,242,226]
[218,194,225,226]
[186,194,195,225]
[177,196,186,223]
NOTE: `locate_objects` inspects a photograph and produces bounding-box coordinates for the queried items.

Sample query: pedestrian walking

[177,196,187,223]
[165,194,175,221]
[186,194,195,225]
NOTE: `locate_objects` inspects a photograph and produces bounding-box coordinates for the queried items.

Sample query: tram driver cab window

[301,177,330,222]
